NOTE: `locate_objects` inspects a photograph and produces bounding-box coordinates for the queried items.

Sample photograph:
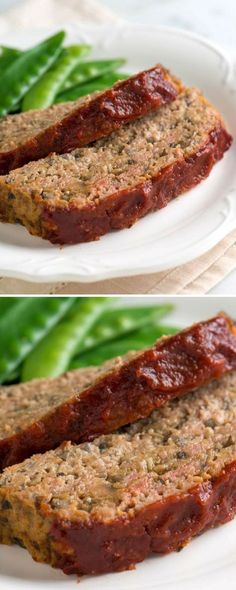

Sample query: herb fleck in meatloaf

[0,88,231,244]
[1,371,236,576]
[0,65,181,174]
[0,313,236,471]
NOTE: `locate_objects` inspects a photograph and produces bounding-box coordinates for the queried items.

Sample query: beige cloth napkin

[0,229,235,295]
[0,0,235,295]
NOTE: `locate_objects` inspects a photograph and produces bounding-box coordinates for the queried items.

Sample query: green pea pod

[0,297,74,384]
[59,58,126,92]
[76,304,173,354]
[22,44,91,111]
[0,296,24,383]
[70,323,180,369]
[2,368,20,384]
[55,71,129,103]
[0,46,22,72]
[0,297,23,316]
[21,297,110,381]
[0,30,65,117]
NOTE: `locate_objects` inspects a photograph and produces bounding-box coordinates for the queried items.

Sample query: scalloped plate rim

[0,23,235,282]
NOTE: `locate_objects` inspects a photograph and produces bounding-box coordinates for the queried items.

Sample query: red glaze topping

[0,314,236,471]
[0,65,179,175]
[42,125,232,244]
[51,460,236,575]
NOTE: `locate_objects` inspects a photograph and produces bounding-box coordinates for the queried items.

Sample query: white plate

[0,24,235,282]
[1,296,236,589]
[1,521,236,590]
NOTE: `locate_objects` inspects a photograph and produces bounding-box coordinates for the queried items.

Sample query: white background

[2,0,235,51]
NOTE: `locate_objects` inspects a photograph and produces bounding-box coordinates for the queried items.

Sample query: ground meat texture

[1,371,236,576]
[0,314,236,471]
[0,358,130,438]
[0,65,181,174]
[0,88,231,244]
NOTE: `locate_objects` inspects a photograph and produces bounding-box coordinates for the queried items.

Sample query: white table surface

[0,0,235,294]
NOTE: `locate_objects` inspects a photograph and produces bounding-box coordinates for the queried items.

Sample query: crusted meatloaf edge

[0,313,236,471]
[41,123,232,244]
[0,65,181,175]
[49,458,236,575]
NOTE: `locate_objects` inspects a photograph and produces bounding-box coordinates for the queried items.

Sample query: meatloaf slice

[0,313,236,471]
[0,88,231,244]
[0,64,181,174]
[1,370,236,576]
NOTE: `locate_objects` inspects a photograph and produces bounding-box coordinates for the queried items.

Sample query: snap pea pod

[22,44,91,111]
[0,46,21,72]
[69,323,180,369]
[0,297,23,316]
[59,58,126,92]
[0,30,65,116]
[21,297,110,381]
[0,297,74,384]
[55,71,129,103]
[2,368,20,384]
[74,304,173,354]
[0,297,23,383]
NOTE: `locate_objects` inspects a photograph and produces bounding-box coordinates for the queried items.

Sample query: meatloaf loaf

[1,370,236,576]
[0,88,231,244]
[0,313,236,471]
[0,65,181,175]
